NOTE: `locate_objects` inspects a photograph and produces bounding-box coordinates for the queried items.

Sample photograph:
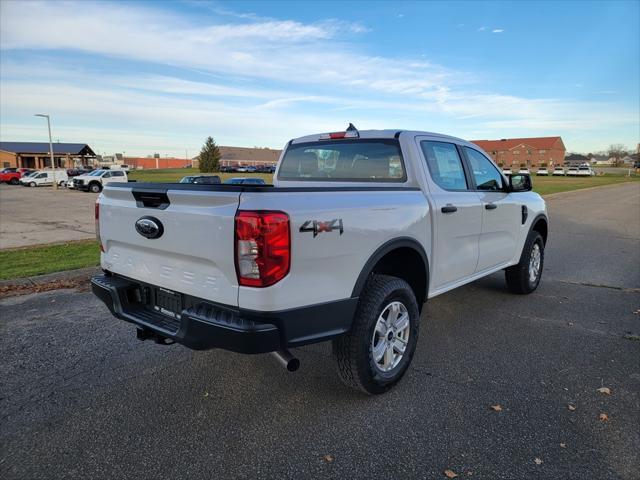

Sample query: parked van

[19,170,68,187]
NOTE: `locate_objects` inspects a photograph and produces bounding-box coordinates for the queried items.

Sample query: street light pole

[35,114,57,190]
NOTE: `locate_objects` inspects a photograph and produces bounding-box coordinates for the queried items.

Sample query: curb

[0,266,101,288]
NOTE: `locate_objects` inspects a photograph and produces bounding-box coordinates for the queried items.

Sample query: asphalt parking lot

[0,184,97,249]
[1,183,639,479]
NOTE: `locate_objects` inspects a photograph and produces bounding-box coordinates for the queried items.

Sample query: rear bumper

[91,273,358,354]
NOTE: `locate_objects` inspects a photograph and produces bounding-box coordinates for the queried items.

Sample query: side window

[103,172,111,178]
[464,147,505,191]
[37,173,47,178]
[420,141,468,191]
[112,171,124,177]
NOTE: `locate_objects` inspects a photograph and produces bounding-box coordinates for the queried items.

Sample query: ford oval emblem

[135,216,164,239]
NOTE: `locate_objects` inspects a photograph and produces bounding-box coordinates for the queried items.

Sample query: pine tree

[199,136,221,173]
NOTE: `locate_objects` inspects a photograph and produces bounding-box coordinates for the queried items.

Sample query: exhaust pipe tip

[271,349,300,372]
[286,357,300,372]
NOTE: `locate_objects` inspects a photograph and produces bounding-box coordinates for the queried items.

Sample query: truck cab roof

[290,129,470,146]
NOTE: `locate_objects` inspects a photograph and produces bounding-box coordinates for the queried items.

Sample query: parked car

[552,167,565,176]
[92,126,548,394]
[256,165,277,173]
[566,167,579,176]
[19,170,68,187]
[518,168,530,174]
[501,167,512,175]
[236,166,248,173]
[576,166,595,176]
[0,168,33,184]
[223,177,267,185]
[536,167,549,176]
[72,169,128,192]
[179,175,221,184]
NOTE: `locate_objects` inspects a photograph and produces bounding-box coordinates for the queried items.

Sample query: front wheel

[505,231,544,294]
[332,274,420,395]
[29,181,36,187]
[89,183,102,193]
[9,178,19,185]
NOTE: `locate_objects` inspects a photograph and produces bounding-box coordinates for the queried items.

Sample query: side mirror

[509,173,532,192]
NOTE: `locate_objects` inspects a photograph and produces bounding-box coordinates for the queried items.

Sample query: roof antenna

[346,123,358,132]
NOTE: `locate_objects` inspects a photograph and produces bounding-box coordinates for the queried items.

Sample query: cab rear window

[277,139,406,182]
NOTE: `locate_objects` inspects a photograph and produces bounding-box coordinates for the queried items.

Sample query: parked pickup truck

[0,168,32,184]
[92,127,548,394]
[72,169,128,192]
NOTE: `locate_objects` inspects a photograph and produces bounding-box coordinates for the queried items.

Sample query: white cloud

[0,1,452,97]
[478,26,487,31]
[492,29,504,33]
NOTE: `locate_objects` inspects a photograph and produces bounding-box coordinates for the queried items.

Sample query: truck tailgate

[98,186,240,306]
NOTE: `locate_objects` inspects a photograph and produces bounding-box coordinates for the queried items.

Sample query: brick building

[471,137,566,169]
[217,146,281,167]
[192,146,281,169]
[125,146,282,170]
[0,142,96,169]
[124,156,193,169]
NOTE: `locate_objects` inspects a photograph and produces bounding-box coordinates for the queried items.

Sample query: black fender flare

[528,213,549,244]
[350,236,430,301]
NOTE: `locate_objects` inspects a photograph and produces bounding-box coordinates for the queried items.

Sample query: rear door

[417,139,482,289]
[98,185,241,306]
[108,170,127,184]
[462,146,520,271]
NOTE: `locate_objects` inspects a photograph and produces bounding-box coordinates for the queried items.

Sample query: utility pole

[34,114,57,190]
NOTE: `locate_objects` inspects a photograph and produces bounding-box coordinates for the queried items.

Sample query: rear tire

[505,231,544,294]
[332,274,420,395]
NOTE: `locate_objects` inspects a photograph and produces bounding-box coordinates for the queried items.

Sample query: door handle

[485,203,498,210]
[441,205,458,213]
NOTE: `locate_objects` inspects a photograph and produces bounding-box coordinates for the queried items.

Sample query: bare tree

[607,144,628,167]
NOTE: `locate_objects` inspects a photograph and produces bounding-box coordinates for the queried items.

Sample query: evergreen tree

[199,136,221,173]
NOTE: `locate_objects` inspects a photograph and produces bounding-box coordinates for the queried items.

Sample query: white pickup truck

[72,169,128,192]
[92,127,548,394]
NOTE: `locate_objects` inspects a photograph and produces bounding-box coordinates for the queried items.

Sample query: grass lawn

[531,174,639,196]
[0,240,100,280]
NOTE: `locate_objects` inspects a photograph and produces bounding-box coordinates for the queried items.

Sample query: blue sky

[1,0,638,156]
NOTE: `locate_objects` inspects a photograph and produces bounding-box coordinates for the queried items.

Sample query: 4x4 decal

[300,219,344,237]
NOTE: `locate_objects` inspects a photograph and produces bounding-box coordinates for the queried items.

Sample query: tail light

[235,211,290,287]
[95,199,104,252]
